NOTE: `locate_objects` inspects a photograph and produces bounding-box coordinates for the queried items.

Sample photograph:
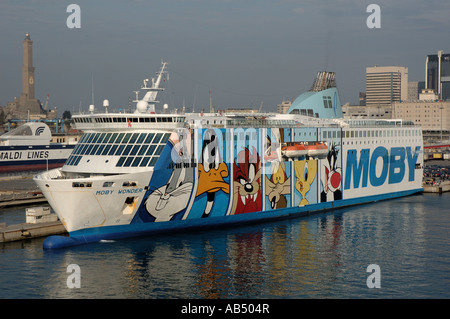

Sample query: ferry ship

[0,122,76,173]
[34,67,424,249]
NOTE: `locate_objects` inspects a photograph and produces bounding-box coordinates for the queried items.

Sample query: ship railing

[345,119,417,128]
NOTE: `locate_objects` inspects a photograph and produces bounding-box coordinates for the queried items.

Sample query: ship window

[129,133,139,144]
[86,133,95,143]
[108,144,118,155]
[122,133,132,144]
[91,133,101,143]
[149,156,159,166]
[98,133,106,143]
[106,133,116,143]
[124,157,134,167]
[85,144,94,154]
[140,157,150,166]
[150,118,156,122]
[122,181,137,187]
[146,145,156,156]
[161,133,170,143]
[79,134,89,144]
[66,156,74,165]
[91,145,99,155]
[96,145,105,155]
[132,157,142,167]
[144,133,154,144]
[79,144,89,155]
[115,145,126,156]
[72,144,81,155]
[130,145,140,155]
[103,182,115,187]
[116,156,126,167]
[72,182,92,188]
[155,145,165,155]
[137,133,146,144]
[123,145,133,155]
[102,145,112,155]
[114,133,125,144]
[138,145,149,155]
[153,133,163,144]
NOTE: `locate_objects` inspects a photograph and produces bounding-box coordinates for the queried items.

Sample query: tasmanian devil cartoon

[231,147,262,214]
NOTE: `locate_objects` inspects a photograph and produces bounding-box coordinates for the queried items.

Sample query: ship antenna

[91,75,94,107]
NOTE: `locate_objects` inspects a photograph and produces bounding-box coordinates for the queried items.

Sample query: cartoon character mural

[190,129,230,218]
[231,146,262,214]
[144,166,194,222]
[265,161,291,209]
[294,159,318,206]
[135,129,195,223]
[320,143,342,202]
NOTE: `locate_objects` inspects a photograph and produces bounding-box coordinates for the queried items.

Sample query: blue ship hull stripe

[44,188,422,248]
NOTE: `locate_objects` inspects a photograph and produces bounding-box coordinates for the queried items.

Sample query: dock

[0,220,66,243]
[423,181,450,193]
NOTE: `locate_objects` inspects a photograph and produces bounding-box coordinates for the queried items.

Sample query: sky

[0,0,449,115]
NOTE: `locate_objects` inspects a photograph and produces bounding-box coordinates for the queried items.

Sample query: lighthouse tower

[15,33,42,116]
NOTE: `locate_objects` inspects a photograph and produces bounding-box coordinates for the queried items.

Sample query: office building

[365,66,408,107]
[425,50,450,101]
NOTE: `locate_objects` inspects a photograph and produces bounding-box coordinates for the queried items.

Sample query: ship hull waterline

[43,188,423,249]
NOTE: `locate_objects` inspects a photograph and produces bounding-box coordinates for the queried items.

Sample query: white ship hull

[35,169,152,232]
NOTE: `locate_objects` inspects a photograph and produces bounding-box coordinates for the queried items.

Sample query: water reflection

[2,194,448,298]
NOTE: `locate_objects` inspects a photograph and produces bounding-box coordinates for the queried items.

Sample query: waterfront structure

[342,103,391,119]
[365,66,408,107]
[393,100,450,142]
[425,50,450,101]
[33,68,423,249]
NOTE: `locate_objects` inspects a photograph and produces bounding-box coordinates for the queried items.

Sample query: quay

[0,220,66,243]
[0,206,66,243]
[0,174,47,207]
[423,181,450,194]
[423,159,450,193]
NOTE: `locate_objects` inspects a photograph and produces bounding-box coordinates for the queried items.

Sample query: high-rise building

[365,66,408,107]
[425,50,450,101]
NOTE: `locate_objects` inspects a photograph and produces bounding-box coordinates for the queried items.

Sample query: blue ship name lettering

[344,146,420,189]
[96,190,114,196]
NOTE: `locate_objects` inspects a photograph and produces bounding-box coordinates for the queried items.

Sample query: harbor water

[0,192,449,299]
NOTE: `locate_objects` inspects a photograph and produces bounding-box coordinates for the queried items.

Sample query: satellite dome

[136,100,148,113]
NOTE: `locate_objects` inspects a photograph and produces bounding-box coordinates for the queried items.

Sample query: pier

[0,220,66,243]
[0,174,47,207]
[423,159,450,193]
